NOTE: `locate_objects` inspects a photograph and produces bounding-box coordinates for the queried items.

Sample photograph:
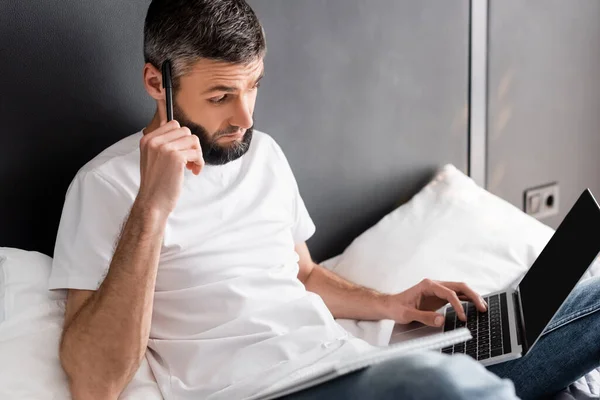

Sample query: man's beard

[172,102,253,166]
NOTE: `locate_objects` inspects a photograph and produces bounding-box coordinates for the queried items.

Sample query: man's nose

[230,97,253,130]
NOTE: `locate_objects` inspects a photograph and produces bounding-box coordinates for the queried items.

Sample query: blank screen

[519,189,600,348]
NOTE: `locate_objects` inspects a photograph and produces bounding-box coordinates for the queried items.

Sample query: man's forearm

[60,201,167,399]
[304,264,391,321]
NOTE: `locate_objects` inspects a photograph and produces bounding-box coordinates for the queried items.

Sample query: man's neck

[143,111,162,136]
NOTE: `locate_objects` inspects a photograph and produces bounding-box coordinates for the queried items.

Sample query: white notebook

[254,327,472,400]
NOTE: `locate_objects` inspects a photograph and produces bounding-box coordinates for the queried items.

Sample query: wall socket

[524,182,559,219]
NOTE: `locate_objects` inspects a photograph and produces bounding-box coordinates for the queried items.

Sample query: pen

[162,60,173,122]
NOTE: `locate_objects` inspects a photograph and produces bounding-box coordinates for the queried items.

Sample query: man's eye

[209,94,229,104]
[253,82,261,90]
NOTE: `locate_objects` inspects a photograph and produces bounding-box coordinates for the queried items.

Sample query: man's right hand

[137,120,204,215]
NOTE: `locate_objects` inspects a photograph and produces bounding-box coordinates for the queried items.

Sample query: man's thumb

[408,310,445,327]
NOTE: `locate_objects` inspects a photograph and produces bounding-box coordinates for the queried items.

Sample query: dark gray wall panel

[1,1,469,263]
[487,0,600,228]
[249,0,470,261]
[0,0,154,256]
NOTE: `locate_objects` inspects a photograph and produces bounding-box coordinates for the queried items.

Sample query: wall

[248,0,470,261]
[0,0,474,263]
[487,0,600,228]
[0,0,154,255]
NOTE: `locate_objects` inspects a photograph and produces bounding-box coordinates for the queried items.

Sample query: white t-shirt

[49,129,374,399]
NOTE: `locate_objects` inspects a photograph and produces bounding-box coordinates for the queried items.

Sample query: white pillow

[0,247,66,324]
[0,300,162,400]
[325,164,559,296]
[0,248,162,399]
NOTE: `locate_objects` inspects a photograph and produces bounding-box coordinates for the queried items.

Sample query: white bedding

[0,300,163,400]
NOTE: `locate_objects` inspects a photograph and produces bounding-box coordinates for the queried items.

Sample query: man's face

[173,58,264,165]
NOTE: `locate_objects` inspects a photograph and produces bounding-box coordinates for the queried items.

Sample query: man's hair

[144,0,266,90]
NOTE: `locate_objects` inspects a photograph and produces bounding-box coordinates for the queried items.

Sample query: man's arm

[295,242,487,326]
[60,202,166,399]
[59,120,204,399]
[295,242,389,320]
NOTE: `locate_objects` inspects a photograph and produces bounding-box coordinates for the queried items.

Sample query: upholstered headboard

[0,0,471,262]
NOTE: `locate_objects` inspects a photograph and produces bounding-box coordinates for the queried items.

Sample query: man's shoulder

[251,129,275,147]
[68,130,143,196]
[251,129,287,160]
[79,130,143,175]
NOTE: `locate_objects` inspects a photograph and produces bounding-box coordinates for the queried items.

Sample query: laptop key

[444,312,456,332]
[491,348,504,357]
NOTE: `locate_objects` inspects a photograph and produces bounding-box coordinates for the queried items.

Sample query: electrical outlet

[524,183,559,219]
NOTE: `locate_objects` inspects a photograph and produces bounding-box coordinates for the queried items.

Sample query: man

[50,1,600,399]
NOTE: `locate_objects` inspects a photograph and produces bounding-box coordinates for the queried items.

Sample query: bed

[1,0,599,399]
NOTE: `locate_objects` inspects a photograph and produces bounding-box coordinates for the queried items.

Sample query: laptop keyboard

[441,293,512,361]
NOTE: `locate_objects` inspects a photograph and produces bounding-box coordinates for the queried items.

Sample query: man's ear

[143,62,164,101]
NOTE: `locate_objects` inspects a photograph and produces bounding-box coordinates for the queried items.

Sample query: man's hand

[384,279,488,328]
[138,120,204,216]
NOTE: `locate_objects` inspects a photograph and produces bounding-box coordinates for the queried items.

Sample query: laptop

[389,188,600,366]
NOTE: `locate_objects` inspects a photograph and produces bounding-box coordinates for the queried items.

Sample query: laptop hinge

[513,288,529,355]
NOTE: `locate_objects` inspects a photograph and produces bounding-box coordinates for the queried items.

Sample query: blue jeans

[278,276,600,400]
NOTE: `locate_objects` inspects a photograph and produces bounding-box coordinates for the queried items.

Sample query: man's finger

[405,308,445,328]
[144,120,181,141]
[430,282,466,321]
[443,281,487,312]
[169,133,200,151]
[179,149,204,167]
[146,127,190,149]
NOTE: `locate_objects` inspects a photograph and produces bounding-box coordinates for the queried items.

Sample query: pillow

[324,164,560,296]
[0,247,66,324]
[0,247,162,399]
[0,299,162,400]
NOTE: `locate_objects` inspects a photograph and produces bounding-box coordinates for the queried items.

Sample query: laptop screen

[518,189,600,349]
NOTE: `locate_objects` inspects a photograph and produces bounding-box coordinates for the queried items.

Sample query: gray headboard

[0,0,470,262]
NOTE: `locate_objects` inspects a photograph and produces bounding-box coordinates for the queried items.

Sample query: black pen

[162,60,174,122]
